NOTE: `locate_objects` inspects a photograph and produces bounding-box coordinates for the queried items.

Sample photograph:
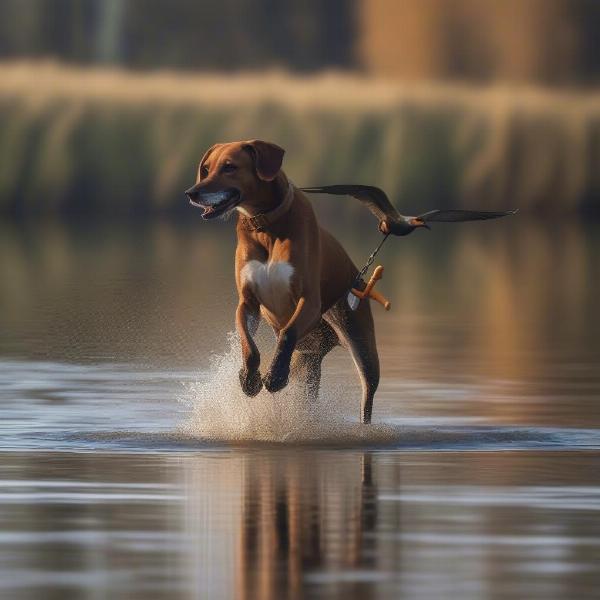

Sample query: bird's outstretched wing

[301,185,518,233]
[300,185,402,223]
[417,209,518,222]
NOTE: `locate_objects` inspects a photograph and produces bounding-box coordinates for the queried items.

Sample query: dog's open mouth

[189,189,241,220]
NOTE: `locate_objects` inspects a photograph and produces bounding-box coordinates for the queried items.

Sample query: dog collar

[240,182,294,232]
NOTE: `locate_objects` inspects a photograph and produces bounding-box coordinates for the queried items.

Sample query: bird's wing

[417,208,518,222]
[300,185,402,223]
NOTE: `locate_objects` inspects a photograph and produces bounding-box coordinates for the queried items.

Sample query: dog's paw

[262,367,289,394]
[239,368,263,397]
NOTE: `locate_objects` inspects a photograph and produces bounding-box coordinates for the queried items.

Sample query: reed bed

[0,61,598,216]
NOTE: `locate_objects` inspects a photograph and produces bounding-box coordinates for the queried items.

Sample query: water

[1,216,599,599]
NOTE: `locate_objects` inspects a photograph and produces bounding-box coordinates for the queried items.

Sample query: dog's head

[185,140,285,219]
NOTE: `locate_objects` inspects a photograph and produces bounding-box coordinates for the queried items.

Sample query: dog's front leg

[263,298,319,393]
[236,299,262,397]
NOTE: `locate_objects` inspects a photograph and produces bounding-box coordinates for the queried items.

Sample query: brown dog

[185,140,379,423]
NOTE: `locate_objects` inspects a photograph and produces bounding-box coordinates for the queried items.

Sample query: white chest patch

[241,260,294,316]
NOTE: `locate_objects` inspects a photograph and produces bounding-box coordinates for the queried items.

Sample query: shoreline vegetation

[1,61,598,216]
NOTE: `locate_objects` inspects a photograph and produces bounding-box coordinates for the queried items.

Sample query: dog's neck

[236,172,289,218]
[237,175,294,233]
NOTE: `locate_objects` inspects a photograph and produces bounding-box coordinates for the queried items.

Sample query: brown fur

[186,140,379,423]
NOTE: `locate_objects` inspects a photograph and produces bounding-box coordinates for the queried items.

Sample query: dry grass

[0,61,598,215]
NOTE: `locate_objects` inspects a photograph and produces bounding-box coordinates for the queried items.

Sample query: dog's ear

[198,143,221,179]
[242,140,285,181]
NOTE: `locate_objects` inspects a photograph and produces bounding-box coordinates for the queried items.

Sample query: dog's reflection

[235,452,379,600]
[182,450,391,598]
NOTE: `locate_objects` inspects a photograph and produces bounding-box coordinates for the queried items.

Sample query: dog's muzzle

[185,187,241,220]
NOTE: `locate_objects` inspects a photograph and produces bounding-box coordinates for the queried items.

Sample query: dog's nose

[185,187,199,201]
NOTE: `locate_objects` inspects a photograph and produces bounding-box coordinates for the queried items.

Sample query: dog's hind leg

[289,320,339,401]
[324,299,380,424]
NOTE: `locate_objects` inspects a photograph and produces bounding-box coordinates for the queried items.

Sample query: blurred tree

[0,0,45,56]
[0,0,357,72]
[95,0,125,63]
[0,0,597,85]
[360,0,600,86]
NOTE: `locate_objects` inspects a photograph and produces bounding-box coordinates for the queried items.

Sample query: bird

[300,184,517,236]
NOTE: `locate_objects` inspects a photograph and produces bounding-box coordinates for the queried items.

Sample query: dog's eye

[200,165,209,178]
[221,163,237,174]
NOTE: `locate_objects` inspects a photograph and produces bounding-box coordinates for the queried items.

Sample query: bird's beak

[409,217,430,230]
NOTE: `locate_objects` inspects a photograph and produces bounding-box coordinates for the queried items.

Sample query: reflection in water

[235,453,379,600]
[1,446,600,598]
[183,451,387,600]
[2,218,599,365]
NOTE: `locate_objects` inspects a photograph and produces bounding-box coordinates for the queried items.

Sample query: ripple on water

[2,341,600,453]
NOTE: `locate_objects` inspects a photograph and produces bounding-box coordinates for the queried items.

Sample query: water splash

[180,333,399,445]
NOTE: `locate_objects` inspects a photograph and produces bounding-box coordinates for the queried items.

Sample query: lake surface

[1,216,599,599]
